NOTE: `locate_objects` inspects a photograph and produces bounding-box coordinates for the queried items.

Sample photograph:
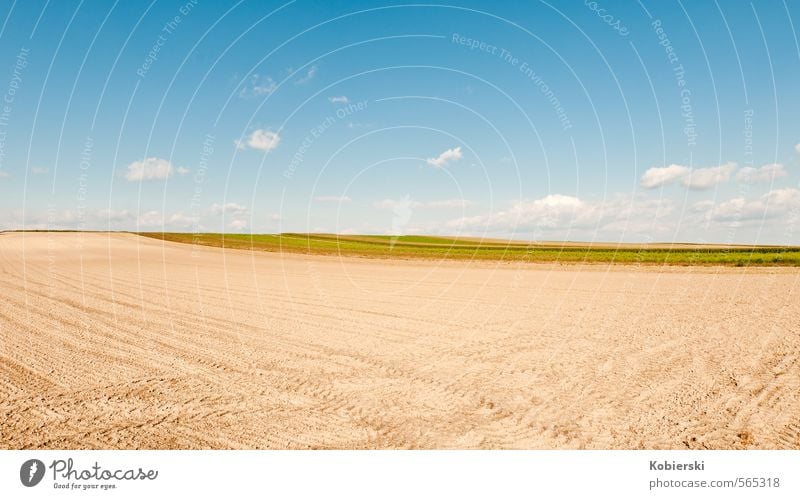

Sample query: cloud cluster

[736,163,787,184]
[295,65,317,84]
[640,162,736,190]
[210,202,248,230]
[328,96,349,104]
[137,210,195,227]
[448,194,673,235]
[239,73,277,98]
[124,157,175,181]
[426,147,463,168]
[681,162,736,190]
[0,207,198,230]
[235,129,281,152]
[210,202,247,216]
[640,164,691,189]
[375,198,472,210]
[692,188,800,226]
[640,161,791,190]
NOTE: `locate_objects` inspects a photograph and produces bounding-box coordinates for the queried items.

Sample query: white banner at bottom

[1,450,797,498]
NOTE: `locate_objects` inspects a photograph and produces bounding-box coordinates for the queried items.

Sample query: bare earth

[1,232,799,449]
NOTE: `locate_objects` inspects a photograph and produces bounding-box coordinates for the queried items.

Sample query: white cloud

[680,162,736,190]
[640,162,736,190]
[314,195,352,203]
[693,188,800,226]
[166,213,196,226]
[239,74,277,98]
[376,198,472,210]
[177,166,190,175]
[209,203,248,231]
[640,164,691,188]
[137,210,164,226]
[795,143,800,155]
[423,199,472,209]
[736,163,787,184]
[295,65,317,84]
[229,219,248,230]
[426,147,463,168]
[328,96,349,104]
[235,129,280,152]
[448,194,673,235]
[0,170,9,178]
[0,208,124,229]
[0,208,202,231]
[210,202,247,216]
[96,209,135,223]
[137,210,195,228]
[124,157,174,181]
[31,167,49,175]
[376,198,419,210]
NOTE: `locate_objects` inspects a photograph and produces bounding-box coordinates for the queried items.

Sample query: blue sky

[1,0,799,243]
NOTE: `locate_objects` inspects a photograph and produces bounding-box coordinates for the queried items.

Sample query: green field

[135,232,800,266]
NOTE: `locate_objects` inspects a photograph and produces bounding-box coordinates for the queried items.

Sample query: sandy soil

[1,232,799,449]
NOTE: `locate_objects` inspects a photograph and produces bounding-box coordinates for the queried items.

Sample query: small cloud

[425,199,473,209]
[328,96,349,104]
[138,210,164,226]
[0,208,203,231]
[124,157,174,181]
[167,213,196,226]
[314,195,351,203]
[137,210,195,228]
[426,146,463,168]
[210,202,247,216]
[640,164,691,188]
[239,74,277,98]
[375,198,472,210]
[211,203,248,230]
[99,209,135,223]
[692,188,800,226]
[795,143,800,154]
[269,213,282,221]
[177,166,190,175]
[295,65,317,84]
[736,163,787,184]
[229,219,248,231]
[0,170,9,178]
[681,162,736,190]
[31,167,49,175]
[376,198,420,210]
[640,162,736,190]
[447,194,673,235]
[235,129,280,152]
